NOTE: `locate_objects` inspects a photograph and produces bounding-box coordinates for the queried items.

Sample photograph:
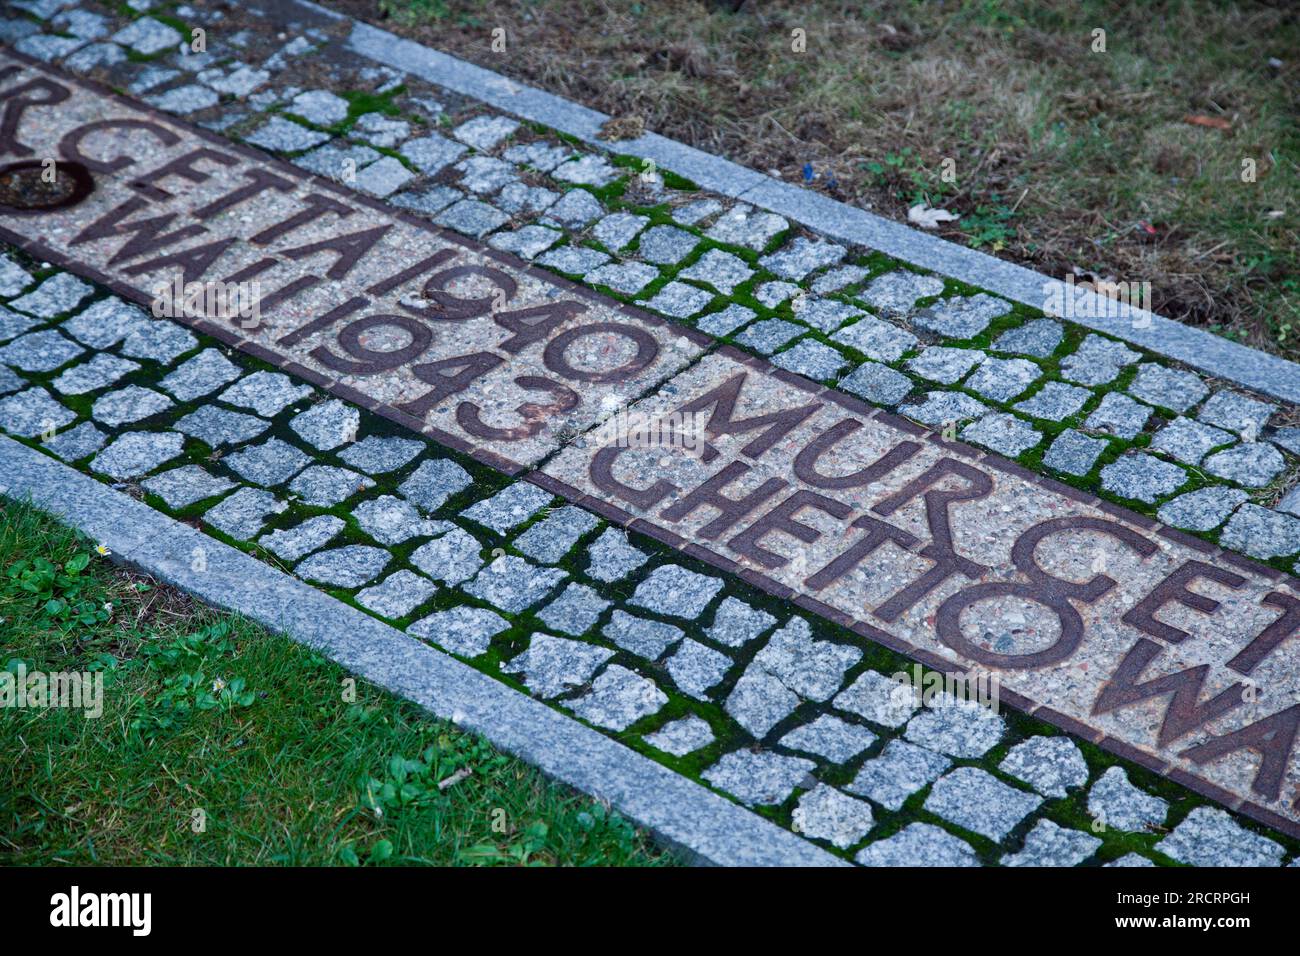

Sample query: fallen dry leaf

[907,203,960,229]
[1183,113,1232,131]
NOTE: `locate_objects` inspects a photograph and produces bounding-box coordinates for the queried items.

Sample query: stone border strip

[0,432,843,868]
[287,0,1300,406]
[4,46,1299,841]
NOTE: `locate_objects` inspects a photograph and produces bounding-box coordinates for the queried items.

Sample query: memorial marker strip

[3,50,1298,838]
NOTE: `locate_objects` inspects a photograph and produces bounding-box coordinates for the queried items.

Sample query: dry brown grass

[334,0,1299,359]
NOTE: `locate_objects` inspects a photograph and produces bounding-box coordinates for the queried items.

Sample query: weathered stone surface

[855,823,977,867]
[1012,381,1090,421]
[89,431,184,480]
[1157,486,1249,531]
[629,564,723,619]
[1127,363,1207,412]
[354,495,446,545]
[999,736,1089,798]
[463,482,553,533]
[289,465,374,507]
[585,527,647,582]
[160,349,241,401]
[840,361,914,406]
[780,715,877,763]
[396,458,471,513]
[339,436,423,474]
[644,715,714,756]
[357,570,438,619]
[246,116,329,152]
[1219,504,1300,559]
[602,610,683,660]
[1084,392,1151,439]
[435,198,509,237]
[923,767,1042,840]
[1086,767,1168,832]
[705,204,788,250]
[1150,416,1235,465]
[750,618,860,701]
[91,385,173,427]
[219,371,312,417]
[1198,389,1275,435]
[680,249,753,294]
[831,315,919,363]
[899,391,987,426]
[1042,429,1107,476]
[913,293,1009,339]
[0,329,83,372]
[141,465,234,509]
[760,237,845,280]
[501,633,613,698]
[296,545,390,588]
[964,356,1040,402]
[904,702,1005,758]
[834,670,918,729]
[408,605,510,658]
[992,318,1064,358]
[847,739,950,810]
[701,749,814,806]
[52,354,140,396]
[637,225,699,265]
[735,318,804,354]
[463,555,566,612]
[1001,820,1100,867]
[453,114,519,150]
[696,304,756,337]
[792,785,874,849]
[706,597,776,647]
[725,668,799,738]
[960,413,1041,457]
[513,504,598,564]
[537,582,611,635]
[1155,807,1284,867]
[1099,453,1187,503]
[41,421,106,462]
[1203,442,1286,487]
[859,271,944,316]
[567,665,667,730]
[203,487,286,540]
[907,346,982,385]
[258,514,345,562]
[771,340,848,380]
[1059,334,1140,386]
[409,528,484,585]
[224,437,312,486]
[644,281,714,319]
[586,261,660,295]
[665,638,733,699]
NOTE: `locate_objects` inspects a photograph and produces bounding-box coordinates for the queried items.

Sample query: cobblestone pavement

[2,0,1300,865]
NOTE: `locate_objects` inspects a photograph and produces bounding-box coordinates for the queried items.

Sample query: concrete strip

[0,433,843,867]
[315,0,1300,403]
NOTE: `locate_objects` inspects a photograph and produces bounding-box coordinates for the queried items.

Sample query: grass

[0,499,673,867]
[348,0,1299,360]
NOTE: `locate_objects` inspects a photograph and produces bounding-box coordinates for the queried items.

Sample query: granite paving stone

[537,583,611,636]
[734,318,804,354]
[585,261,660,295]
[899,391,987,426]
[567,665,668,730]
[839,361,914,406]
[1218,504,1300,559]
[174,405,269,447]
[584,527,648,582]
[701,749,814,806]
[831,315,920,362]
[463,555,566,612]
[811,264,870,294]
[552,154,619,187]
[1198,389,1275,436]
[705,204,789,250]
[223,437,312,486]
[963,356,1041,402]
[353,495,448,545]
[923,767,1043,840]
[0,307,38,343]
[203,486,286,539]
[219,371,312,417]
[644,281,714,319]
[760,237,845,280]
[289,89,349,125]
[696,304,756,337]
[1012,381,1091,421]
[288,400,359,451]
[541,188,604,228]
[959,412,1041,457]
[858,271,945,315]
[89,431,184,480]
[407,605,510,658]
[1202,442,1286,487]
[1001,820,1101,867]
[41,421,106,462]
[665,638,733,699]
[500,633,613,698]
[755,281,800,308]
[140,464,234,510]
[1059,334,1141,386]
[245,116,330,152]
[791,297,861,333]
[750,618,860,701]
[488,225,562,259]
[999,736,1089,798]
[258,514,345,562]
[670,199,722,226]
[855,823,977,867]
[1107,853,1157,867]
[1127,363,1208,412]
[591,212,649,251]
[644,715,715,756]
[452,114,519,150]
[353,112,411,148]
[502,141,571,171]
[91,386,173,427]
[1155,807,1284,867]
[535,245,610,275]
[120,321,197,364]
[779,715,877,763]
[1084,392,1152,439]
[352,156,415,197]
[147,85,220,115]
[338,435,424,474]
[111,16,179,55]
[629,564,724,619]
[1149,416,1235,465]
[435,199,509,237]
[289,465,374,507]
[159,349,241,401]
[706,597,776,647]
[1099,453,1188,503]
[1086,767,1168,832]
[0,330,83,372]
[52,354,140,396]
[12,274,93,317]
[408,528,485,585]
[356,570,438,619]
[636,225,699,265]
[846,739,951,810]
[462,482,552,533]
[903,701,1006,758]
[0,387,75,438]
[679,249,753,294]
[906,346,983,385]
[61,298,146,348]
[514,504,599,563]
[1157,486,1249,531]
[912,293,1009,339]
[398,133,467,175]
[792,785,875,850]
[296,545,390,588]
[454,155,518,194]
[834,670,918,729]
[771,340,849,380]
[602,609,684,659]
[1042,429,1108,476]
[725,667,800,738]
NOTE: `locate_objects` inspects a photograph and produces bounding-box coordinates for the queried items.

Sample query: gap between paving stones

[311,0,1300,406]
[2,35,1300,853]
[0,432,842,867]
